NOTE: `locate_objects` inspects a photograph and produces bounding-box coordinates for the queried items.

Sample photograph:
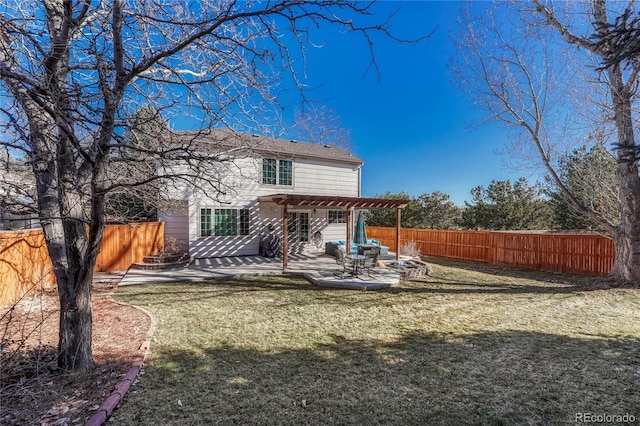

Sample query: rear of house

[159,130,363,258]
[0,170,40,231]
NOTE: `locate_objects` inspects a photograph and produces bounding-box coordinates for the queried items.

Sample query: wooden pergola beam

[259,194,408,209]
[263,194,408,270]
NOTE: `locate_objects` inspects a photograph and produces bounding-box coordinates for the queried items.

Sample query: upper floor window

[262,158,292,186]
[328,210,346,224]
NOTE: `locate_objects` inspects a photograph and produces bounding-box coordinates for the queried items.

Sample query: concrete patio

[118,252,402,290]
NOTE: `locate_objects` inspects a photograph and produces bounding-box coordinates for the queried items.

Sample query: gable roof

[171,128,363,165]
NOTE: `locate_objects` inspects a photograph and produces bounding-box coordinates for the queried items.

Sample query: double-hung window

[201,208,213,237]
[262,158,292,186]
[201,208,250,237]
[328,210,346,224]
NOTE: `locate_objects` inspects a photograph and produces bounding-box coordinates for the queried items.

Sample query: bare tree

[290,103,353,150]
[106,104,167,222]
[547,143,619,230]
[0,0,408,371]
[453,1,640,284]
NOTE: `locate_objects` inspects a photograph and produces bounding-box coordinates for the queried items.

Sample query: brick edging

[85,298,157,426]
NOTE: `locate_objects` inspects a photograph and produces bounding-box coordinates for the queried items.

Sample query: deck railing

[367,227,615,277]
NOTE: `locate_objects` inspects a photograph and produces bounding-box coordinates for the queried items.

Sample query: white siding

[322,222,347,244]
[170,154,361,257]
[290,159,359,196]
[158,200,189,252]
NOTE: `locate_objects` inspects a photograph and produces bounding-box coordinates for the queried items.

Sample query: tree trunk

[607,61,640,283]
[58,274,94,371]
[55,194,97,371]
[25,106,97,371]
[609,229,640,283]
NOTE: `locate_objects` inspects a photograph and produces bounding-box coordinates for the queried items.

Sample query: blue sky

[293,1,530,206]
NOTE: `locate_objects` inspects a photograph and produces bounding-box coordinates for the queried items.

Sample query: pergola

[257,194,408,269]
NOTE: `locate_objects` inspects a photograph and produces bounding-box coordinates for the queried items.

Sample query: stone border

[85,298,157,426]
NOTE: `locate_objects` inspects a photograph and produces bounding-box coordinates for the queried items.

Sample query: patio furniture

[351,253,366,276]
[325,241,341,257]
[357,243,378,255]
[334,248,355,277]
[366,239,389,256]
[326,239,389,258]
[328,240,362,256]
[260,234,281,258]
[361,246,380,277]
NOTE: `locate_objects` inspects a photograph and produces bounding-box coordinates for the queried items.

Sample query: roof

[258,194,408,209]
[171,129,363,165]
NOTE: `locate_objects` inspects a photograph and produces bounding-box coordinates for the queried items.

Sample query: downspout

[356,163,363,197]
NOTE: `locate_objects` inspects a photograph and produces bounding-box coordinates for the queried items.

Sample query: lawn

[112,257,640,425]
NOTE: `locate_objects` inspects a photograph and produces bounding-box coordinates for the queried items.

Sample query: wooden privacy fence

[0,229,56,308]
[94,222,164,272]
[367,227,615,277]
[0,222,164,307]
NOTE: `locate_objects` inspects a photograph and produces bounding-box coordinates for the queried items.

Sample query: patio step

[131,253,191,270]
[142,253,187,264]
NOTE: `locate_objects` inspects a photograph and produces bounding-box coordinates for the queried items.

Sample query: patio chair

[334,249,355,277]
[361,246,380,277]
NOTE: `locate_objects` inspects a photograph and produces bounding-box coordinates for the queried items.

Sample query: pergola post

[396,207,402,261]
[345,205,352,255]
[282,204,288,270]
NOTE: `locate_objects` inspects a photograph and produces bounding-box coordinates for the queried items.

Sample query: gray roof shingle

[172,128,363,165]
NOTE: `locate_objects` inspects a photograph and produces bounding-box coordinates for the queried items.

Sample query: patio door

[287,212,309,250]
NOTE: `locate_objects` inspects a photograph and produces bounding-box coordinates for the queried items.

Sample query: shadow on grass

[420,256,611,289]
[392,279,580,296]
[114,329,640,425]
[117,275,327,305]
[120,271,590,306]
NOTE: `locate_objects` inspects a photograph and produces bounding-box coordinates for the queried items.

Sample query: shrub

[400,241,421,257]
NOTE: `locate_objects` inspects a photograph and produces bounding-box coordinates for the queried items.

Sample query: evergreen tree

[106,105,167,222]
[547,144,619,230]
[459,178,552,230]
[366,192,417,228]
[416,191,461,229]
[366,191,461,229]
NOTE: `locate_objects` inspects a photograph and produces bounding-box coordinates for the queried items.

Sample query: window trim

[200,207,251,237]
[328,210,346,224]
[262,157,293,186]
[214,208,238,237]
[262,158,277,185]
[239,208,250,236]
[200,208,212,237]
[287,211,309,243]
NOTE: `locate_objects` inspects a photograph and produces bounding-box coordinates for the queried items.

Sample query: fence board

[1,222,164,306]
[367,227,614,277]
[0,229,55,307]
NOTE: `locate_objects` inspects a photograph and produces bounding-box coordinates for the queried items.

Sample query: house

[0,169,40,231]
[159,129,406,263]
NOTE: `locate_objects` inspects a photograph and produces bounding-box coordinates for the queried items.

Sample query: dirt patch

[1,278,150,425]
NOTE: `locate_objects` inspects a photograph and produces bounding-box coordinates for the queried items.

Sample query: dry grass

[112,257,640,425]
